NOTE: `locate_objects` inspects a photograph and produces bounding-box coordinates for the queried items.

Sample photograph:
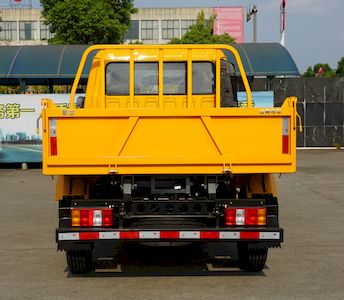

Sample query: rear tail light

[71,210,80,226]
[225,207,266,226]
[282,117,289,154]
[224,208,236,225]
[71,208,113,227]
[235,209,245,225]
[246,208,258,225]
[101,209,113,227]
[49,119,57,156]
[50,137,57,156]
[93,210,102,226]
[257,208,267,225]
[80,209,93,226]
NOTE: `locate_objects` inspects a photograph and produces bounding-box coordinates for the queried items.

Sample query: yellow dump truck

[41,44,299,274]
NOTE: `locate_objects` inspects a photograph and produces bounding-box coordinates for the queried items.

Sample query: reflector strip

[99,232,119,239]
[59,232,79,241]
[180,231,200,239]
[58,231,281,241]
[200,231,220,239]
[79,232,99,240]
[240,232,259,239]
[282,117,289,154]
[49,119,57,137]
[139,231,160,239]
[259,232,280,240]
[219,232,240,239]
[160,231,179,239]
[50,137,57,156]
[120,231,139,239]
[282,136,289,154]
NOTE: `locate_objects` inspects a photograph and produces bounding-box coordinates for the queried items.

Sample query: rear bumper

[56,227,283,250]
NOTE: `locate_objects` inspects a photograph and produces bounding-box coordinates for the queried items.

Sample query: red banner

[213,7,244,43]
[281,0,286,31]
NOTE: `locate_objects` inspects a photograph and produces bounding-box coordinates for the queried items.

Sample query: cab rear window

[192,62,215,94]
[163,62,187,95]
[105,61,215,96]
[106,63,130,96]
[134,62,159,95]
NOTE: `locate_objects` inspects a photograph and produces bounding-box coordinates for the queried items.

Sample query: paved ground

[0,150,344,299]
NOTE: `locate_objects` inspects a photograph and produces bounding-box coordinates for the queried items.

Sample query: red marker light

[49,119,57,156]
[282,117,289,154]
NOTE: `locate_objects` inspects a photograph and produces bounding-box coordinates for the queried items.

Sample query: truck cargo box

[42,98,298,175]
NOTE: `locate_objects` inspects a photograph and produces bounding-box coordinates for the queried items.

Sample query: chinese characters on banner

[0,103,35,119]
[213,7,244,43]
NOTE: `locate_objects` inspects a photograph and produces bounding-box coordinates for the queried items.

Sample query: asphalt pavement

[0,150,344,299]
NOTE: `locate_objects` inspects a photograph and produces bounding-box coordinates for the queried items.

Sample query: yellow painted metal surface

[54,175,89,201]
[41,45,298,176]
[42,98,297,175]
[246,174,278,198]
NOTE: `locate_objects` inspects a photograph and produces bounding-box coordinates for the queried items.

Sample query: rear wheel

[237,243,268,272]
[66,250,93,274]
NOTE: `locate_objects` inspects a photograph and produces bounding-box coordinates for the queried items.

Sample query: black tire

[66,250,93,274]
[237,244,268,272]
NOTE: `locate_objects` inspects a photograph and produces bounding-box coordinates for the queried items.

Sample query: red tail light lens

[101,209,113,227]
[225,207,266,226]
[282,117,289,154]
[71,208,113,227]
[245,208,258,225]
[225,208,236,225]
[80,209,93,226]
[282,135,289,154]
[49,119,57,156]
[50,137,57,156]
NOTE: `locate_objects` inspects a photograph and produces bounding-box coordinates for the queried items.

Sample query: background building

[0,6,244,46]
[0,8,53,45]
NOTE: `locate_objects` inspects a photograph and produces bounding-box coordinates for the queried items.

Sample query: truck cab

[83,48,237,109]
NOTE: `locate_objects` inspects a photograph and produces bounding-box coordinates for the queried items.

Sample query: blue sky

[1,0,342,72]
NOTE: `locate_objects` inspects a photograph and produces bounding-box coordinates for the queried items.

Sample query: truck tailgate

[41,98,298,175]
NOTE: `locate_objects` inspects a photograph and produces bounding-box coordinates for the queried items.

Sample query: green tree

[336,57,344,77]
[313,63,336,78]
[40,0,137,44]
[169,11,235,44]
[303,63,336,78]
[303,66,314,77]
